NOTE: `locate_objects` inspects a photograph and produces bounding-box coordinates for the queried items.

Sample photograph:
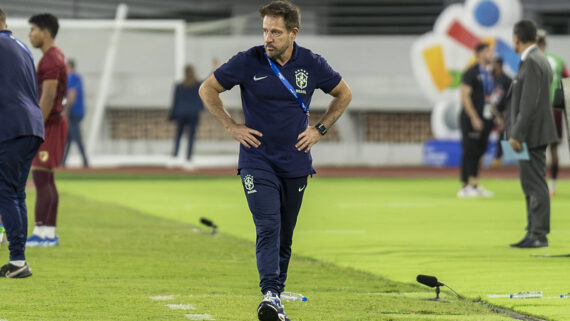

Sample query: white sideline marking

[185,314,215,320]
[166,304,196,310]
[150,295,175,301]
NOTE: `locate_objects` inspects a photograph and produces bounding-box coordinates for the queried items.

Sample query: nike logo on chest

[253,75,268,81]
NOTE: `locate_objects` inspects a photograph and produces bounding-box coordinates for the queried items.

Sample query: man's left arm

[295,79,352,153]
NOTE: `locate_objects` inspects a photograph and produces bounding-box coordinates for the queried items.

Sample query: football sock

[44,226,56,239]
[9,260,26,267]
[33,170,59,227]
[32,226,45,238]
[46,174,59,227]
[33,170,54,227]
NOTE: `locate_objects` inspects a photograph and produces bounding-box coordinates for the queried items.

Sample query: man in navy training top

[62,58,89,167]
[199,1,352,320]
[0,8,44,278]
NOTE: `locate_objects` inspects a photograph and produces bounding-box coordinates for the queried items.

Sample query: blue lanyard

[478,64,494,96]
[264,52,309,116]
[0,32,34,62]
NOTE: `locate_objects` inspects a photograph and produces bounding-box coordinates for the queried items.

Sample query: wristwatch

[315,123,327,136]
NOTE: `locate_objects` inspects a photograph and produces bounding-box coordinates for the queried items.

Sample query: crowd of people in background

[459,27,567,200]
[458,20,565,249]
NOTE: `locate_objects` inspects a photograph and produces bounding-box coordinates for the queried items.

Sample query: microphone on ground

[416,274,462,300]
[200,217,218,235]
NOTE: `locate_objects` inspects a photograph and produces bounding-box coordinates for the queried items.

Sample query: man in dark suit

[508,20,558,248]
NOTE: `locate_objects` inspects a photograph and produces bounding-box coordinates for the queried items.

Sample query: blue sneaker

[43,236,59,247]
[26,235,46,247]
[258,291,290,321]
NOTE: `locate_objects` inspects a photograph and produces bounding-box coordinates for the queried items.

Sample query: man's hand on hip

[228,124,263,148]
[296,126,321,153]
[509,138,522,152]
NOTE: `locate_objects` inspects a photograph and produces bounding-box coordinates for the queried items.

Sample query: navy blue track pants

[240,168,307,295]
[0,136,42,261]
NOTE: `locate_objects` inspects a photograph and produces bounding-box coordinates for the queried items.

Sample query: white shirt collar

[521,44,537,61]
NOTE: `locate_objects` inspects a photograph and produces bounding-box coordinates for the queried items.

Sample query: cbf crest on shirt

[295,69,309,93]
[214,42,342,178]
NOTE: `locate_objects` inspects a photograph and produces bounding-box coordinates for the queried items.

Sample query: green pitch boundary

[0,192,539,320]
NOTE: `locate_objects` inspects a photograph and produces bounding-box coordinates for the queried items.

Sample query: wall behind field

[186,35,431,112]
[8,27,570,112]
[7,24,570,166]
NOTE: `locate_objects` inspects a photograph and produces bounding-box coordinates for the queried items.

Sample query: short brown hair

[259,1,301,31]
[0,9,6,27]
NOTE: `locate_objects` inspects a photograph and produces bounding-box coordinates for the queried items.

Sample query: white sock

[32,226,45,238]
[44,226,56,239]
[9,260,26,267]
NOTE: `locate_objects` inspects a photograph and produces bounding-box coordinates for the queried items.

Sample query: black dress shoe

[512,236,548,248]
[509,235,530,248]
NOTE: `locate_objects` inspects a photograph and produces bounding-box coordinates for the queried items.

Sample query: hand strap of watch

[315,123,327,136]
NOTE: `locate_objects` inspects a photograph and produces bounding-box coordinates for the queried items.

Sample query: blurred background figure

[457,43,495,198]
[168,65,203,170]
[491,57,512,166]
[62,58,89,168]
[536,30,569,196]
[26,12,68,248]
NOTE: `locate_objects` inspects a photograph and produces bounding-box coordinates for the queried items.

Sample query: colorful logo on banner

[411,0,523,139]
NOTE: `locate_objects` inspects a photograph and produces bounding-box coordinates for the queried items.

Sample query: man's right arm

[39,79,58,122]
[460,83,483,131]
[199,74,262,148]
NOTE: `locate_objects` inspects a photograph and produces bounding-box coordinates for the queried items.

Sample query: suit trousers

[519,146,550,237]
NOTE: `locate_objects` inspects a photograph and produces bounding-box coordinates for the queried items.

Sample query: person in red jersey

[26,13,68,248]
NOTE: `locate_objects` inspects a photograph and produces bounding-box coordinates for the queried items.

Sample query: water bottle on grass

[509,291,542,299]
[280,292,308,302]
[487,291,542,299]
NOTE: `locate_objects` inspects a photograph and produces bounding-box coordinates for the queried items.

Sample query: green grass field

[1,172,569,320]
